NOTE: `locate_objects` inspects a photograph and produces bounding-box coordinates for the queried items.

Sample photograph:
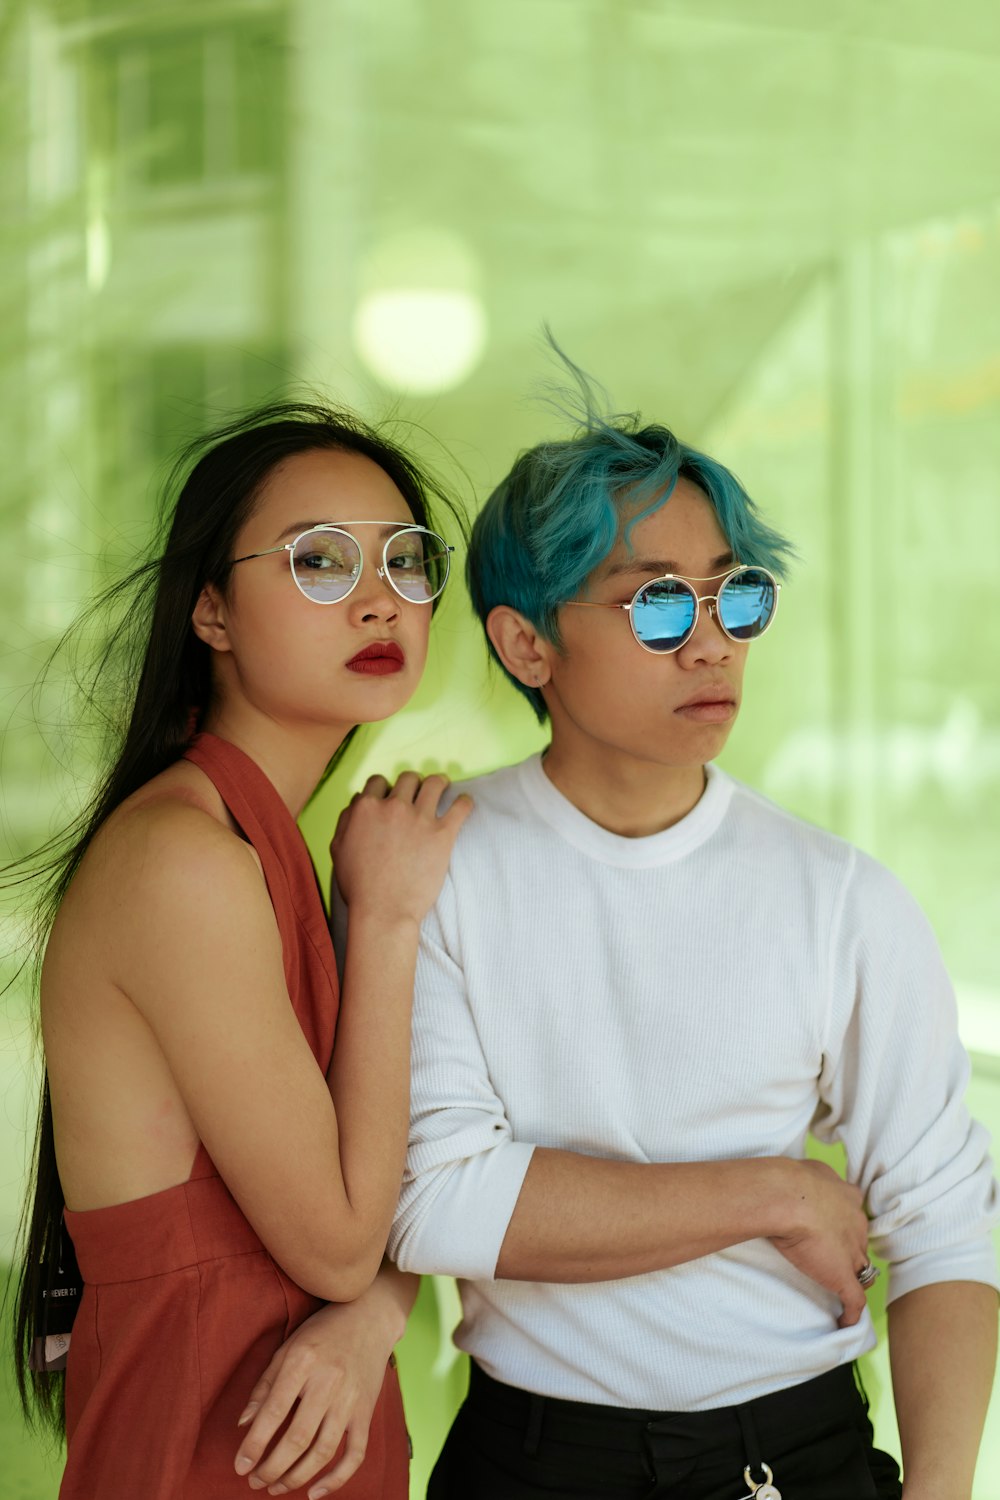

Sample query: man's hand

[769,1159,871,1326]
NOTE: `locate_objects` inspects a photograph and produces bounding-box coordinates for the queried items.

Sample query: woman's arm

[98,776,468,1302]
[233,1263,419,1498]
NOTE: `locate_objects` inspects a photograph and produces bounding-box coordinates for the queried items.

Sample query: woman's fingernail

[309,1490,329,1499]
[235,1456,253,1475]
[237,1403,259,1426]
[247,1480,267,1492]
[268,1488,289,1497]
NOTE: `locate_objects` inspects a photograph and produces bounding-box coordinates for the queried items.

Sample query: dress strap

[182,732,338,1008]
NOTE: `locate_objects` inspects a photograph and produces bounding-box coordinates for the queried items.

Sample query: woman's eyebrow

[270,520,406,544]
[273,520,322,543]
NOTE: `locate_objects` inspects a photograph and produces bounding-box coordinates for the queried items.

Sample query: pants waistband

[467,1361,865,1461]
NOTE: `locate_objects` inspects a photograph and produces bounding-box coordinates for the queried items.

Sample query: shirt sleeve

[388,875,536,1278]
[814,848,1000,1303]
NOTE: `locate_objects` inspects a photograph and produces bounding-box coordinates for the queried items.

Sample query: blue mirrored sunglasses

[565,565,780,654]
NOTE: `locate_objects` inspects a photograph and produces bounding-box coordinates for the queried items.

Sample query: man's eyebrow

[602,551,735,579]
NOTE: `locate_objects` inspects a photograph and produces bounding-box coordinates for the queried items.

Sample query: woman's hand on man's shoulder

[331,770,472,928]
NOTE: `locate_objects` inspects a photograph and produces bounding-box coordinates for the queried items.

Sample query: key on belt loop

[740,1462,782,1499]
[736,1399,781,1500]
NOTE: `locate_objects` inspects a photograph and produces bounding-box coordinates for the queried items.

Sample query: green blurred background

[1,0,999,1494]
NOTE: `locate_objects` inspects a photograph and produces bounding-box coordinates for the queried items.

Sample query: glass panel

[3,7,999,1493]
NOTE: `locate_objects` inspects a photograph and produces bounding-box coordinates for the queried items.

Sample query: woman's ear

[191,584,232,654]
[486,606,554,690]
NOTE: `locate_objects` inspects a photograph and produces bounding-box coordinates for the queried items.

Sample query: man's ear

[191,584,232,654]
[486,606,555,690]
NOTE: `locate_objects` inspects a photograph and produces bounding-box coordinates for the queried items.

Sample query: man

[390,374,999,1499]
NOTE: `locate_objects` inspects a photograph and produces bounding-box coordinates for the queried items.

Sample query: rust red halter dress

[60,733,409,1499]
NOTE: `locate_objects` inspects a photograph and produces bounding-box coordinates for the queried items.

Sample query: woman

[12,402,471,1498]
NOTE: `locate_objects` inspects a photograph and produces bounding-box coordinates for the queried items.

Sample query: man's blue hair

[467,343,795,723]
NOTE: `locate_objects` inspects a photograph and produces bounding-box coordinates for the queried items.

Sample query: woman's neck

[198,708,351,819]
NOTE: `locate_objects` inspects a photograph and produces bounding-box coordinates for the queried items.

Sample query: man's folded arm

[390,895,866,1303]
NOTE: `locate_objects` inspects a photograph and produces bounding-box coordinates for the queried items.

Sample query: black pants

[427,1362,902,1499]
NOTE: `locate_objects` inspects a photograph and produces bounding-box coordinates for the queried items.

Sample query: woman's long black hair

[9,399,462,1437]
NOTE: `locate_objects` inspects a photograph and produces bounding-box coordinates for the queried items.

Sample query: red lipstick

[345,640,405,676]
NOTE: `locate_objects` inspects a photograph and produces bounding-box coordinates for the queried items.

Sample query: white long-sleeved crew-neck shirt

[388,754,999,1410]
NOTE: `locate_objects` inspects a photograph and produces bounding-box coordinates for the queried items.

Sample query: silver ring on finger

[856,1259,880,1290]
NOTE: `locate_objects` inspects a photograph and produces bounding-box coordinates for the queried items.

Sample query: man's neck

[540,741,708,838]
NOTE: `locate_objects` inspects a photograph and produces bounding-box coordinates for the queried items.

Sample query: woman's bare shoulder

[114,757,234,834]
[44,763,278,1033]
[60,760,265,929]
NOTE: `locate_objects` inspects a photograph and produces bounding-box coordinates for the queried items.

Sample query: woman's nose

[348,566,401,622]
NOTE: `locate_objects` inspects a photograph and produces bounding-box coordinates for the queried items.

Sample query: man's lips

[674,685,737,722]
[345,641,405,675]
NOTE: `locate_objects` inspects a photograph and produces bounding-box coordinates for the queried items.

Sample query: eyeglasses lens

[290,526,451,604]
[384,529,450,602]
[717,568,776,640]
[291,529,362,602]
[631,579,697,651]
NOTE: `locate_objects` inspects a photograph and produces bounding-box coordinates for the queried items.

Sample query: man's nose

[676,597,732,665]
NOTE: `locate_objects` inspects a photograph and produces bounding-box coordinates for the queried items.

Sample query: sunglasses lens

[631,579,697,652]
[384,529,450,602]
[717,568,777,640]
[291,529,361,602]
